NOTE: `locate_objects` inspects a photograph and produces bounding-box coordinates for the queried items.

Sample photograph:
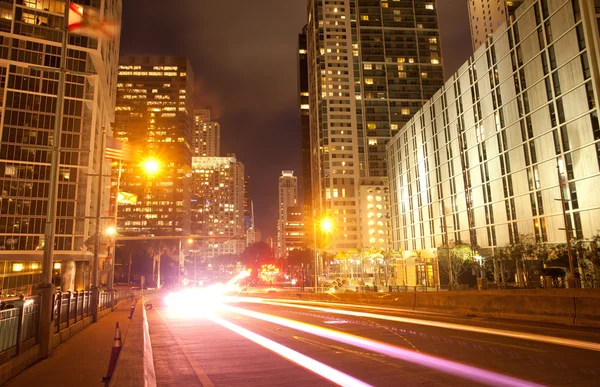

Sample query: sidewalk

[4,302,133,387]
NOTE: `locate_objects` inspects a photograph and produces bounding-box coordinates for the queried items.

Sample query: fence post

[55,292,62,333]
[74,291,79,322]
[65,292,71,327]
[15,296,26,355]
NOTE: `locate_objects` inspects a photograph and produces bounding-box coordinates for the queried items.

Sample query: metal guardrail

[0,295,40,355]
[0,289,133,362]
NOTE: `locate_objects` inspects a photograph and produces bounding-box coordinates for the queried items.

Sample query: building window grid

[390,0,600,249]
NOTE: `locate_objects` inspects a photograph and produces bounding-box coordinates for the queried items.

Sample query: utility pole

[108,160,122,309]
[557,165,578,287]
[92,127,106,322]
[38,0,71,359]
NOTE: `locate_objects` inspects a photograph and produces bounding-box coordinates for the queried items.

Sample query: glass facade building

[388,0,600,254]
[114,56,194,236]
[306,0,444,252]
[0,0,121,293]
[468,0,526,51]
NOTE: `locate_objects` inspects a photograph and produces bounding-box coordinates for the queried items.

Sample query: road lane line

[250,299,600,352]
[221,304,546,387]
[449,336,547,353]
[207,314,373,387]
[155,308,215,387]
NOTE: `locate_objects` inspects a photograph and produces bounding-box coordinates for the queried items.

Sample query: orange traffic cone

[102,322,122,383]
[128,299,135,319]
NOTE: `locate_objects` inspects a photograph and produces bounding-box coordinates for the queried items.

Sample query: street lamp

[314,216,335,293]
[141,158,161,175]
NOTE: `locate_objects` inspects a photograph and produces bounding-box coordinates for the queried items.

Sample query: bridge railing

[0,295,40,357]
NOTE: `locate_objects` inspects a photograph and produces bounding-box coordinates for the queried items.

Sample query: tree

[437,243,474,286]
[239,241,274,270]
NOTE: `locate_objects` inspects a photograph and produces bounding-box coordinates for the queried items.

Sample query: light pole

[38,0,71,358]
[557,165,578,287]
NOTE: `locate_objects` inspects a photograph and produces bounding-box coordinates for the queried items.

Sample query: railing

[0,295,40,357]
[1,289,134,363]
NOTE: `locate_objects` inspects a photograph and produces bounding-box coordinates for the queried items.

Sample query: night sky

[120,0,472,240]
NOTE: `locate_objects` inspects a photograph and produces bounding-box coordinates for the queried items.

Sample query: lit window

[425,4,434,10]
[367,123,377,129]
[364,64,372,70]
[431,58,440,64]
[368,139,377,145]
[365,78,374,85]
[401,108,410,115]
[361,15,369,21]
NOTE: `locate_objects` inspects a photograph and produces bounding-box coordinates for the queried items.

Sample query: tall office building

[190,155,245,257]
[306,0,444,252]
[298,26,313,245]
[388,0,600,256]
[0,0,122,293]
[114,56,194,236]
[468,0,525,51]
[193,109,220,157]
[277,171,298,258]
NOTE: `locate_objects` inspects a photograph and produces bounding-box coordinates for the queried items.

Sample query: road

[147,293,600,387]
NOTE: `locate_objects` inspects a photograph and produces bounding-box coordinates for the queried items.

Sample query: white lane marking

[251,299,600,352]
[207,314,373,387]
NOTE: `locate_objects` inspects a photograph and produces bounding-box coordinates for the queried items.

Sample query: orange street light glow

[142,158,160,175]
[320,217,333,233]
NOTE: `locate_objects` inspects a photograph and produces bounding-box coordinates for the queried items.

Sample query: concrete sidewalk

[4,302,134,387]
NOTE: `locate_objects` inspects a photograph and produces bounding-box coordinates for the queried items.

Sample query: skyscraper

[191,155,245,257]
[0,1,122,293]
[114,56,194,236]
[306,0,444,252]
[298,26,313,246]
[277,171,298,258]
[467,0,525,51]
[193,109,220,157]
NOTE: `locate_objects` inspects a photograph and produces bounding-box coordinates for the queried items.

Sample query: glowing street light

[141,158,160,175]
[105,226,117,237]
[320,217,334,234]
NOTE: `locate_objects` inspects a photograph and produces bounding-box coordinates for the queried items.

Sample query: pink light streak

[220,304,546,387]
[208,314,373,387]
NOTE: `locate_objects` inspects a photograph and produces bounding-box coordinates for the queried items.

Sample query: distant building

[284,207,306,255]
[191,155,245,257]
[193,110,220,157]
[277,171,298,258]
[115,56,194,236]
[196,108,211,123]
[467,0,525,51]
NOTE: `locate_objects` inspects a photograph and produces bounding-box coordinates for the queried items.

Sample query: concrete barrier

[248,289,600,328]
[573,296,600,328]
[109,297,156,387]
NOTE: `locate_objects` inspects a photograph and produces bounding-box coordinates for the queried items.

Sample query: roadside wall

[253,289,600,328]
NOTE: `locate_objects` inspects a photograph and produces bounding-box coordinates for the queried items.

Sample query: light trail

[207,314,374,387]
[220,304,546,387]
[233,298,600,352]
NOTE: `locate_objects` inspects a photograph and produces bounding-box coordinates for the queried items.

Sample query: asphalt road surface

[147,294,600,387]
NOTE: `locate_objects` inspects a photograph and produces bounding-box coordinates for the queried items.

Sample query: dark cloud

[120,0,471,239]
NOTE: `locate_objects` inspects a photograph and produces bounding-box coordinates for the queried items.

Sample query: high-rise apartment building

[388,0,600,256]
[298,26,313,245]
[114,56,194,236]
[191,155,245,257]
[468,0,525,51]
[277,171,298,258]
[196,108,211,123]
[0,0,122,293]
[306,0,444,252]
[193,109,220,157]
